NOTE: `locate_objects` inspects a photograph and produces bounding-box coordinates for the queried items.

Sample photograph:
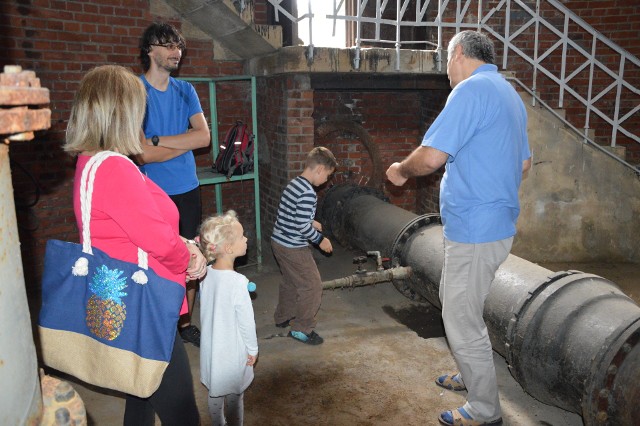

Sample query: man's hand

[386,147,448,186]
[386,162,408,186]
[312,220,323,232]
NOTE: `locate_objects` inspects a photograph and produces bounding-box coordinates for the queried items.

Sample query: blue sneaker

[288,330,324,345]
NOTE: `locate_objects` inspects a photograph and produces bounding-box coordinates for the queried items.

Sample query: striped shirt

[271,176,323,248]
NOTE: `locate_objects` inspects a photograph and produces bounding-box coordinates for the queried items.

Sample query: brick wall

[355,0,639,162]
[258,80,450,236]
[462,0,639,161]
[257,74,316,240]
[313,90,425,212]
[252,0,268,25]
[550,0,639,161]
[0,0,248,292]
[197,79,258,261]
[416,89,449,214]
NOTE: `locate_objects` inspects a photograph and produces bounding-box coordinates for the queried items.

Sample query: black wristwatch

[151,135,159,146]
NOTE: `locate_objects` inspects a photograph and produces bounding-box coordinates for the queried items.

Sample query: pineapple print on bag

[86,265,128,340]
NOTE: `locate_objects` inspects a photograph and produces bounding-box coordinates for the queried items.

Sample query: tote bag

[38,151,185,398]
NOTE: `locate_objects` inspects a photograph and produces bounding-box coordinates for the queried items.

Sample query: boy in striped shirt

[271,147,337,345]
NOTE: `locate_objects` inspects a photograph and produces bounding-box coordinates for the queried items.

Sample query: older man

[387,31,531,426]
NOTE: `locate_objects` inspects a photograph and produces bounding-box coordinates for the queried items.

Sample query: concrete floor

[44,243,640,425]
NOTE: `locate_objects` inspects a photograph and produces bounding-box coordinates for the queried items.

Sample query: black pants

[123,332,199,426]
[169,187,202,239]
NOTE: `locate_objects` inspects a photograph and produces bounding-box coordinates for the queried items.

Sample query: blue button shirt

[422,64,531,243]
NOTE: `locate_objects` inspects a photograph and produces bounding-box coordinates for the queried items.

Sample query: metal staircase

[265,0,639,172]
[163,0,638,171]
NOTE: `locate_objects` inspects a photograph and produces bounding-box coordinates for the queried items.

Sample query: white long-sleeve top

[199,268,258,396]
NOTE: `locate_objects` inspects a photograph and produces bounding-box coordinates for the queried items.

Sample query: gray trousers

[439,237,512,422]
[208,393,244,426]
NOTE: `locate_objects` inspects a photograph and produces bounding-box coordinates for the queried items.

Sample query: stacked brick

[0,66,51,141]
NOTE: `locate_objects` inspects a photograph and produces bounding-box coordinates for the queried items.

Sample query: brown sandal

[435,372,467,391]
[438,408,503,426]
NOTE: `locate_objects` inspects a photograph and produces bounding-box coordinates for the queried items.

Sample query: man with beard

[137,22,211,348]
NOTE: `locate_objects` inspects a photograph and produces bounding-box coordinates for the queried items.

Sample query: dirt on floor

[40,243,640,425]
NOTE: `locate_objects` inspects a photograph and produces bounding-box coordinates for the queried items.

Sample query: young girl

[198,211,258,426]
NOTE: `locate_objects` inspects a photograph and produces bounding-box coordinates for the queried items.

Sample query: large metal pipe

[319,184,640,425]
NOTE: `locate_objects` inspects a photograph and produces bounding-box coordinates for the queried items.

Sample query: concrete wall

[513,95,640,263]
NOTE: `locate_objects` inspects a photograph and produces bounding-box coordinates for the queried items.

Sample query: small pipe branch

[322,266,412,290]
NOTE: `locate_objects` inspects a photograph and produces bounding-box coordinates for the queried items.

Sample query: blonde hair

[306,146,337,170]
[64,65,146,156]
[198,210,240,263]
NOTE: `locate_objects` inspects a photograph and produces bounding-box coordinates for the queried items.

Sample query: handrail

[506,76,640,175]
[265,0,638,166]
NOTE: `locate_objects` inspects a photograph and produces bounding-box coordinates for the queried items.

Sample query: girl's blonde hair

[198,210,240,263]
[64,65,146,156]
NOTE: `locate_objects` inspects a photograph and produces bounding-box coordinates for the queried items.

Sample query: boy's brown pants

[272,240,322,335]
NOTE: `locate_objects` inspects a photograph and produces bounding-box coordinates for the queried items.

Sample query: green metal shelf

[181,75,261,267]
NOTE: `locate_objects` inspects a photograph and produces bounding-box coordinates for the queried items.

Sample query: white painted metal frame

[267,0,638,170]
[481,0,640,149]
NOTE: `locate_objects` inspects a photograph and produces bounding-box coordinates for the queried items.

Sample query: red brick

[0,107,51,134]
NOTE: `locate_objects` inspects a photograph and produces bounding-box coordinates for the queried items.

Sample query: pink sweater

[73,154,190,315]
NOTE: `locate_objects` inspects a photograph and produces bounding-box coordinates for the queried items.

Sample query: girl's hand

[247,354,257,366]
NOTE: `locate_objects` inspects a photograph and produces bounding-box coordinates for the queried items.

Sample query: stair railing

[266,0,638,172]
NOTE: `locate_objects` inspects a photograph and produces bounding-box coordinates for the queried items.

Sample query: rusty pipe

[318,184,640,425]
[322,266,412,290]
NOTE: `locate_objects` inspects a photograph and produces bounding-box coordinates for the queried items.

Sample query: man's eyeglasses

[150,43,185,51]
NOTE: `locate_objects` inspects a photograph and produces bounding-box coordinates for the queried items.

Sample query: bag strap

[79,151,149,270]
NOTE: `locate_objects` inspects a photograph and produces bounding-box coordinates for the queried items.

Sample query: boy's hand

[319,237,333,254]
[247,354,258,366]
[312,220,323,232]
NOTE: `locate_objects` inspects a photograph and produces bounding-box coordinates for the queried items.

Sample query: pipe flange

[390,213,441,267]
[389,213,441,301]
[504,270,580,372]
[582,317,640,425]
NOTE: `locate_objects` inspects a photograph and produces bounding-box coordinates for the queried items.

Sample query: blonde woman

[64,65,206,425]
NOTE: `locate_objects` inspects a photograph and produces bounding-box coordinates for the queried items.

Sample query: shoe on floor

[435,372,467,391]
[180,325,201,347]
[438,407,502,426]
[288,330,323,345]
[275,318,294,328]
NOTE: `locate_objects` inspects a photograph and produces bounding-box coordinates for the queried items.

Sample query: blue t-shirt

[140,76,203,195]
[422,64,531,243]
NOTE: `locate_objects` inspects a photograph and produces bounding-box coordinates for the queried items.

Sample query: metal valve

[352,256,368,274]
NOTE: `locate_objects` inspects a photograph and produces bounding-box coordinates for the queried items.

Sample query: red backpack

[213,121,255,177]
